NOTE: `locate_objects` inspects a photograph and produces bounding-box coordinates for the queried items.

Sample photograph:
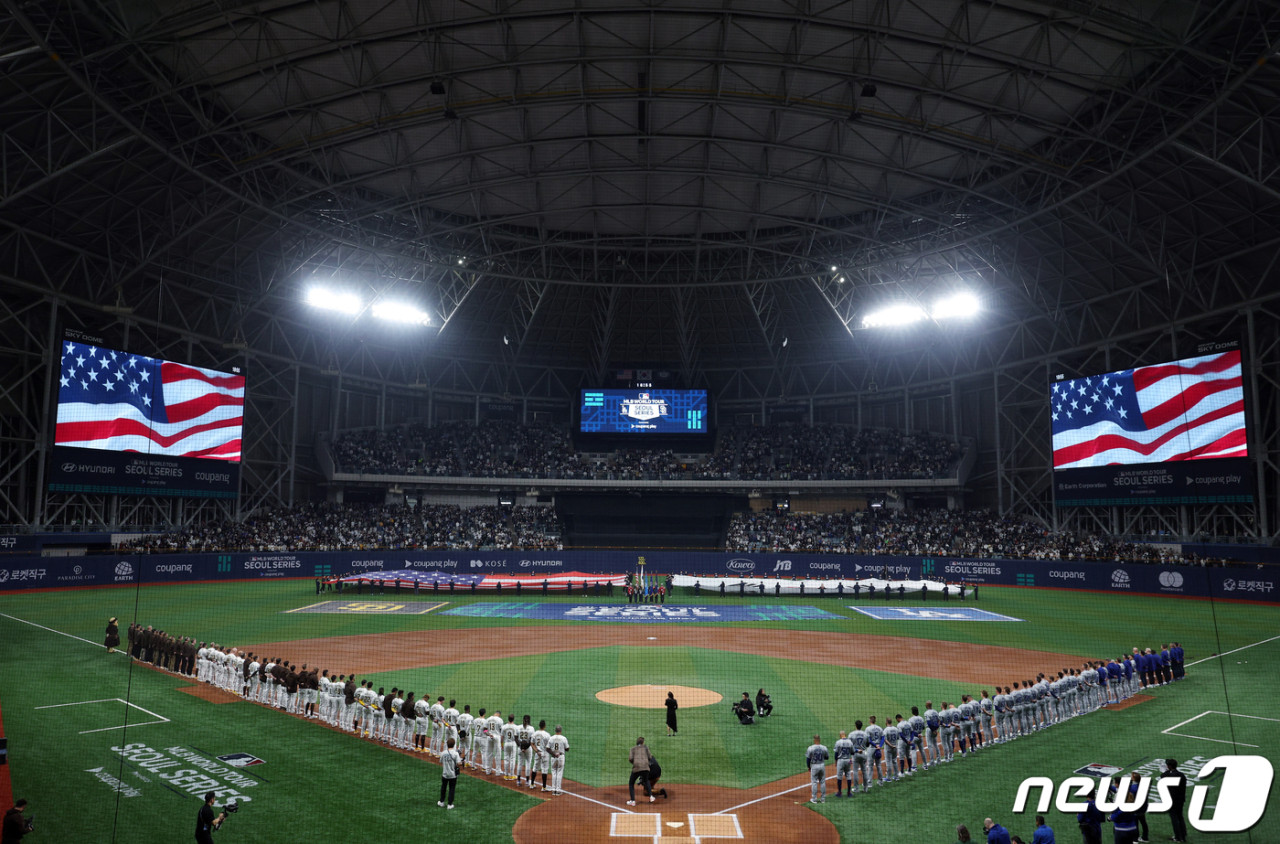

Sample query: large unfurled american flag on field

[55,342,244,462]
[1051,350,1247,469]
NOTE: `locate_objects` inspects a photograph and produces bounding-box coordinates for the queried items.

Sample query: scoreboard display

[579,389,708,434]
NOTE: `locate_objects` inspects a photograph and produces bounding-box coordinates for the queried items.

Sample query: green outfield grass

[1,580,1277,842]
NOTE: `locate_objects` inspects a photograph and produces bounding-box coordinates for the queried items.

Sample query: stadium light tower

[371,300,432,326]
[305,286,362,315]
[862,290,980,329]
[931,290,980,320]
[861,303,928,328]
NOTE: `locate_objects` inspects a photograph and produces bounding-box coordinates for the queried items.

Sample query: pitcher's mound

[596,684,723,708]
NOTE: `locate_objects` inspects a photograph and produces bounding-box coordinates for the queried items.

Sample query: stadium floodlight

[932,290,980,319]
[371,300,431,325]
[306,286,361,315]
[861,303,927,328]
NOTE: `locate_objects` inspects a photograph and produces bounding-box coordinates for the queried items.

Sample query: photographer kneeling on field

[733,692,755,725]
[194,792,229,844]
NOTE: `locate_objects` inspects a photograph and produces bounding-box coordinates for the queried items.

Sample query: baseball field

[1,579,1277,842]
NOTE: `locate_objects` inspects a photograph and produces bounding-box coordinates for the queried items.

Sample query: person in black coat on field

[665,691,679,736]
[733,692,755,724]
[755,689,773,717]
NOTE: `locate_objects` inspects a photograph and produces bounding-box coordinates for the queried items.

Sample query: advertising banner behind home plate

[0,549,1274,603]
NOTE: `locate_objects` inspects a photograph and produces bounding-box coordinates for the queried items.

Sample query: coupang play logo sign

[1013,756,1274,833]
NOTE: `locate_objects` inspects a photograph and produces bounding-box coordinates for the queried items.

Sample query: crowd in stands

[330,422,961,482]
[331,422,462,476]
[120,503,563,553]
[116,501,1228,565]
[726,508,1216,564]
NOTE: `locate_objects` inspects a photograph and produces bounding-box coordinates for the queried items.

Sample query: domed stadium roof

[2,0,1278,396]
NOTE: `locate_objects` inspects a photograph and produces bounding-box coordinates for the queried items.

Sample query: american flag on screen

[55,342,244,462]
[1051,350,1247,469]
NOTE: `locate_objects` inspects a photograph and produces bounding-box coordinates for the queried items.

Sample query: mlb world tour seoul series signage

[0,549,1275,604]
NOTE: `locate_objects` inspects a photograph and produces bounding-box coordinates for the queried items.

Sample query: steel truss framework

[0,2,1277,539]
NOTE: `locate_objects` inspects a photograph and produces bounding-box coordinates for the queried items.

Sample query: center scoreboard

[579,388,708,433]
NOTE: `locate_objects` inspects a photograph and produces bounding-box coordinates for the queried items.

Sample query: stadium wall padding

[0,549,1276,602]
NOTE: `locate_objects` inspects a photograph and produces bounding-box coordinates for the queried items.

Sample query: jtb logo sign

[773,560,792,572]
[1013,756,1273,833]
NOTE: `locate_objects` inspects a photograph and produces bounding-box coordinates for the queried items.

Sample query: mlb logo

[1074,763,1122,778]
[217,753,265,768]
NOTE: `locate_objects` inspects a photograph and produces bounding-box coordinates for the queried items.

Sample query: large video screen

[579,389,708,433]
[1052,348,1251,506]
[48,340,244,498]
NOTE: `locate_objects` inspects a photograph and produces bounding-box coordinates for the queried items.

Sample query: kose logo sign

[1013,756,1273,834]
[726,559,756,572]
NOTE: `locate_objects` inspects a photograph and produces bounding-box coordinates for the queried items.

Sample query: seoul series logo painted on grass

[1012,755,1274,833]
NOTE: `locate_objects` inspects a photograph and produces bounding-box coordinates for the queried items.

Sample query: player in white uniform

[246,657,261,702]
[485,711,504,775]
[456,705,475,765]
[390,691,407,748]
[514,717,535,788]
[429,697,447,756]
[443,700,460,754]
[196,645,209,683]
[414,696,432,752]
[532,720,551,790]
[501,714,520,780]
[356,682,374,736]
[546,725,569,795]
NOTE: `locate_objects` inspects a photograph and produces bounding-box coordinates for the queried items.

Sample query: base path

[245,625,1088,685]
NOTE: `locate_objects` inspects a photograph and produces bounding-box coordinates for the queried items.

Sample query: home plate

[667,821,685,828]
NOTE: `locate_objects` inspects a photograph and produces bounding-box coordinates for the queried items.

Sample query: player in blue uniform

[849,720,871,794]
[832,731,853,796]
[865,716,886,784]
[805,736,829,803]
[907,707,927,770]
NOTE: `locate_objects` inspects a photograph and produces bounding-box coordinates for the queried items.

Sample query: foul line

[1161,710,1261,748]
[565,786,634,814]
[0,611,125,653]
[283,600,330,613]
[714,776,835,814]
[1185,634,1280,667]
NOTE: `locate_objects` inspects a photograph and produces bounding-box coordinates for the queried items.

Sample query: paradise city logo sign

[1013,755,1274,834]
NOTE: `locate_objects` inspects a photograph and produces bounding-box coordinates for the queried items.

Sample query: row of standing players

[806,644,1187,802]
[130,635,572,809]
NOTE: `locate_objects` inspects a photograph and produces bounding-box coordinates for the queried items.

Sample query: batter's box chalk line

[35,697,170,734]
